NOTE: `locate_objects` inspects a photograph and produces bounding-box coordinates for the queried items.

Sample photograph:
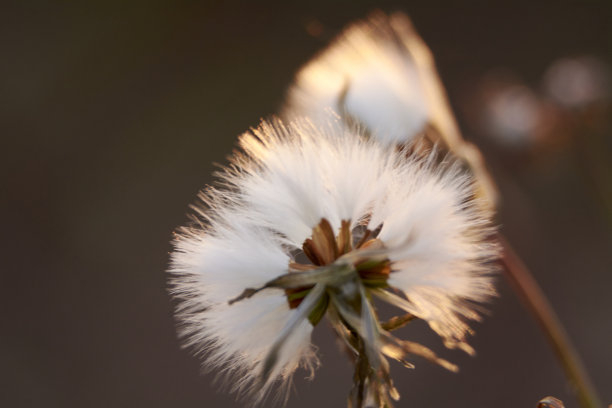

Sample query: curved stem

[392,14,601,406]
[499,234,602,408]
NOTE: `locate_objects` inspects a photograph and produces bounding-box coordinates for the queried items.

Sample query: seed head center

[286,218,390,310]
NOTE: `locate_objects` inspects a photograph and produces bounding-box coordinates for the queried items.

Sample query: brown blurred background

[1,1,611,407]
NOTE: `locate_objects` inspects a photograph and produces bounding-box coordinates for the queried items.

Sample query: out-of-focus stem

[393,14,602,406]
[499,235,602,408]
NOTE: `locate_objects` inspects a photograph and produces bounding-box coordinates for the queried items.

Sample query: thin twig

[499,234,602,408]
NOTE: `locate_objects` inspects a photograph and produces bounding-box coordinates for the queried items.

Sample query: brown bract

[286,218,390,309]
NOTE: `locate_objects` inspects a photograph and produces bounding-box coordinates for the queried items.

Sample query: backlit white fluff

[169,118,497,404]
[368,161,496,353]
[284,12,501,211]
[171,210,317,403]
[283,13,429,144]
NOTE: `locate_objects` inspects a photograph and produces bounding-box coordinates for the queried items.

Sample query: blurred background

[1,1,611,407]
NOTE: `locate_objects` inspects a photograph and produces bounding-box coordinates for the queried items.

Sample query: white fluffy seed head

[283,13,429,145]
[169,117,497,404]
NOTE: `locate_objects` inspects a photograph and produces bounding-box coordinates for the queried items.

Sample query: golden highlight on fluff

[169,118,498,406]
[283,12,500,210]
[283,13,430,145]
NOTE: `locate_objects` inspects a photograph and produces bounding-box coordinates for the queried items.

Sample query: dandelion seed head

[169,118,497,404]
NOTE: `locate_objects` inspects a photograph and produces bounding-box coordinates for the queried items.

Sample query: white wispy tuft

[170,201,318,404]
[282,12,501,210]
[169,118,497,405]
[283,13,429,144]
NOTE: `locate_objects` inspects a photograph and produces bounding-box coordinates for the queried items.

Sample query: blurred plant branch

[501,236,602,408]
[400,14,603,407]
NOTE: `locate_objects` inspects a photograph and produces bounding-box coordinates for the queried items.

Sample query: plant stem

[499,235,602,408]
[395,15,602,406]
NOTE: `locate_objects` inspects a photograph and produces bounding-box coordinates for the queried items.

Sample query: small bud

[537,396,565,408]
